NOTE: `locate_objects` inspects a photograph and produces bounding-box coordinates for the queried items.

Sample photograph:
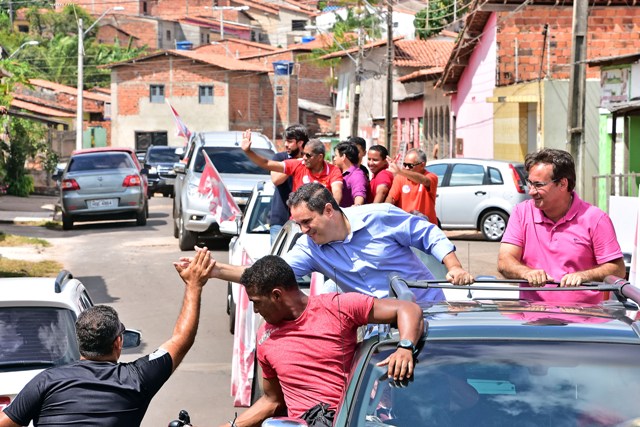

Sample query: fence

[592,173,640,213]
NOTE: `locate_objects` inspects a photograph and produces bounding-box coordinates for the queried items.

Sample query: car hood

[189,172,271,192]
[0,368,46,396]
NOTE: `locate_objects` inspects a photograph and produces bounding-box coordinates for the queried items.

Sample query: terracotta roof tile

[398,67,444,82]
[28,79,110,102]
[394,39,454,67]
[11,99,76,117]
[321,36,404,60]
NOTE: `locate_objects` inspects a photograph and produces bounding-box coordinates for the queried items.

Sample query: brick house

[436,0,640,202]
[106,49,300,150]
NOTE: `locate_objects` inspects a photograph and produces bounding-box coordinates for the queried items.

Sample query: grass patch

[0,258,63,277]
[0,232,50,247]
[12,220,61,230]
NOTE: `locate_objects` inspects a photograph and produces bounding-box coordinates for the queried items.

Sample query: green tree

[415,0,469,40]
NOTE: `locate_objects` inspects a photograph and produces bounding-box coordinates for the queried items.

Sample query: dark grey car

[58,151,148,230]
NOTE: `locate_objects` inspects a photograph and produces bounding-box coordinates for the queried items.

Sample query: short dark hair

[240,255,298,296]
[335,142,359,165]
[524,148,576,192]
[347,136,367,152]
[76,305,123,358]
[368,144,388,158]
[287,182,340,214]
[284,124,309,144]
[305,139,325,156]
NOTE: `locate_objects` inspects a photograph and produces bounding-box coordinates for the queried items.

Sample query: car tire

[480,210,508,241]
[172,200,179,238]
[61,212,73,230]
[228,284,236,335]
[178,213,197,251]
[147,190,154,199]
[136,205,147,226]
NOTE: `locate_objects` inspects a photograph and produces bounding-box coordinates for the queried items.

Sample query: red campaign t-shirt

[368,169,394,203]
[283,159,343,192]
[257,293,374,418]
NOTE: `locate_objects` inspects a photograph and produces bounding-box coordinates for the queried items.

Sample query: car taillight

[509,164,526,194]
[0,396,10,411]
[61,178,80,191]
[123,175,142,187]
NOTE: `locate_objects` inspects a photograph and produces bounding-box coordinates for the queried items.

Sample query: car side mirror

[123,329,141,349]
[175,147,185,159]
[219,219,240,236]
[174,163,187,174]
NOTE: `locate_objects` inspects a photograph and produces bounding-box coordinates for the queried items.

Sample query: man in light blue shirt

[283,183,473,302]
[188,183,473,303]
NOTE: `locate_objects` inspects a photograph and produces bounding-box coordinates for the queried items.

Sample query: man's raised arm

[241,129,286,174]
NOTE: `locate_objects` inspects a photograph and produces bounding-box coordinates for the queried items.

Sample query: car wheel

[147,190,153,199]
[145,201,149,219]
[228,284,236,335]
[480,211,508,241]
[61,212,73,230]
[136,206,147,226]
[178,213,197,251]
[172,200,179,238]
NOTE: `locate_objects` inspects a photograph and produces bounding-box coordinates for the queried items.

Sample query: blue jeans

[270,224,283,245]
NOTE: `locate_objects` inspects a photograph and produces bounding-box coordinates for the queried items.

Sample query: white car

[0,271,94,414]
[426,158,531,241]
[221,181,275,335]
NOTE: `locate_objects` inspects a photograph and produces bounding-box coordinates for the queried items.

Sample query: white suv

[426,158,531,241]
[172,131,276,251]
[0,271,94,413]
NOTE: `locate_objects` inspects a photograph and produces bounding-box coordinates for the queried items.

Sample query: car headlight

[149,166,157,174]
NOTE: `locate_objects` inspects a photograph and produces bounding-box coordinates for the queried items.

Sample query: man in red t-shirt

[367,144,394,203]
[218,255,423,427]
[386,148,438,225]
[241,130,343,205]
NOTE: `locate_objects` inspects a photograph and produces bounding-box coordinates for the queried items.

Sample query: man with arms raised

[217,255,424,427]
[241,129,343,205]
[0,249,214,427]
[498,148,625,303]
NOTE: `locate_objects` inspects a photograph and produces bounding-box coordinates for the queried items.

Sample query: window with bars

[199,86,214,104]
[150,85,165,103]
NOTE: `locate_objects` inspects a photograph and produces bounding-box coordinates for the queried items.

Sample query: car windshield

[246,195,272,234]
[350,340,640,426]
[148,147,180,163]
[0,307,80,370]
[193,147,274,174]
[68,153,134,172]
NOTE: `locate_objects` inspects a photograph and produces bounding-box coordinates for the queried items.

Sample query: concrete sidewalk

[0,194,59,224]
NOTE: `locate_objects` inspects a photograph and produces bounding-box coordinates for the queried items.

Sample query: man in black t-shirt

[0,249,214,427]
[270,124,308,243]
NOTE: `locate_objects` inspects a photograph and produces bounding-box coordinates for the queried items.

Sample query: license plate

[88,198,117,209]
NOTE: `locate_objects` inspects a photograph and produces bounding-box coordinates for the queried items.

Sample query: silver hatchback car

[58,150,148,230]
[426,158,530,241]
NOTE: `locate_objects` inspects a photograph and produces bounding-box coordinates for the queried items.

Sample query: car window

[246,195,272,233]
[0,307,81,368]
[487,167,503,184]
[194,147,275,174]
[351,340,640,427]
[449,164,485,186]
[69,153,134,171]
[148,148,181,163]
[426,164,448,186]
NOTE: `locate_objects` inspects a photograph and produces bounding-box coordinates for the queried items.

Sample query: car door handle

[475,191,486,196]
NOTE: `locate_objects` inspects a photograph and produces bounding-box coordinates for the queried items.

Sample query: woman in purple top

[333,142,368,207]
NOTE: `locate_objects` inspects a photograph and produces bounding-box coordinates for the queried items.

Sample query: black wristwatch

[397,339,416,355]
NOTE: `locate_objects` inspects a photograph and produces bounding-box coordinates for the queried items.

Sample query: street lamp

[77,6,124,150]
[7,40,39,59]
[207,6,249,40]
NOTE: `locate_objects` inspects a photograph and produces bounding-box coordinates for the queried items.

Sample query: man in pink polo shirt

[498,148,625,304]
[241,130,343,205]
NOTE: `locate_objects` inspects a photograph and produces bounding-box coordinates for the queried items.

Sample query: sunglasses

[526,179,559,189]
[303,152,319,159]
[402,161,422,169]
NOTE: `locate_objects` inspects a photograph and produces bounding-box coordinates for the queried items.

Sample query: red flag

[166,100,191,141]
[198,151,241,223]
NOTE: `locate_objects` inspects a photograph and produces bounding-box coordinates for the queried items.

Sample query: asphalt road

[2,196,502,425]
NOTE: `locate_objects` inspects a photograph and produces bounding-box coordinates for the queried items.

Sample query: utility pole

[351,29,363,137]
[566,0,588,197]
[385,0,393,151]
[76,18,84,151]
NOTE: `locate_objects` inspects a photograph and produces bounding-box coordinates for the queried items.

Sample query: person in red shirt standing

[241,129,343,204]
[367,145,394,203]
[386,148,438,225]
